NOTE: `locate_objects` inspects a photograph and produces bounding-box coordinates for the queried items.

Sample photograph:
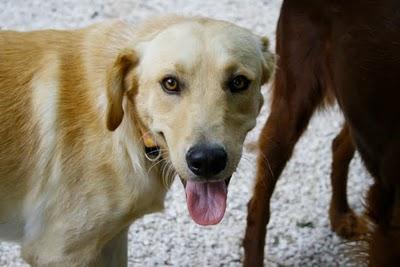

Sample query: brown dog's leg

[329,123,367,239]
[243,3,330,266]
[367,183,400,266]
[367,141,400,266]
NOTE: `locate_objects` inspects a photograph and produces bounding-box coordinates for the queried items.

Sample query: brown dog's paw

[330,211,369,239]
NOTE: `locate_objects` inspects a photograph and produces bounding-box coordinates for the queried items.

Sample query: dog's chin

[180,176,231,226]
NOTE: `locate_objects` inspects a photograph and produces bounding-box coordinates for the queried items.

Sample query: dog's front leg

[243,96,321,267]
[243,2,330,265]
[94,227,129,267]
[22,239,99,267]
[21,214,125,267]
[22,229,127,267]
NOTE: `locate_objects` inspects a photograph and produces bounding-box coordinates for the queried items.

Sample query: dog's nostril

[189,155,203,172]
[186,144,227,177]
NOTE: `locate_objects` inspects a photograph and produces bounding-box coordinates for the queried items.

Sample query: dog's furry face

[108,18,273,225]
[136,20,271,177]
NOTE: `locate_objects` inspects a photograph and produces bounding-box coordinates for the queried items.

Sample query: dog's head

[106,17,274,225]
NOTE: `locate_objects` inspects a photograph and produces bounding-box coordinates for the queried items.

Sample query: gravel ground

[0,1,372,266]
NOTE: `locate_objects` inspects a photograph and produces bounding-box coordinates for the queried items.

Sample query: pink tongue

[185,180,227,226]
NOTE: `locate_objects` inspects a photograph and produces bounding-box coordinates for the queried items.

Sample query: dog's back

[0,27,109,240]
[0,30,54,232]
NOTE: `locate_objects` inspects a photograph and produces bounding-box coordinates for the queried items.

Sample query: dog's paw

[330,211,369,239]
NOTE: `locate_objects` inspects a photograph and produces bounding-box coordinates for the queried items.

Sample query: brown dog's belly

[330,6,400,178]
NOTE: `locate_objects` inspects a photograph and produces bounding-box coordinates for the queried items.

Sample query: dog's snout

[186,144,227,177]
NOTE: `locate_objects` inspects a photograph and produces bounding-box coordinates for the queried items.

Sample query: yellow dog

[0,16,273,266]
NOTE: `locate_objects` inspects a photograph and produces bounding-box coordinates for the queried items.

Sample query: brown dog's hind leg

[367,183,400,267]
[329,123,368,239]
[367,141,400,266]
[243,2,331,266]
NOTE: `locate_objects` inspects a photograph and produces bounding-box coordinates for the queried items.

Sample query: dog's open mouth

[182,177,231,226]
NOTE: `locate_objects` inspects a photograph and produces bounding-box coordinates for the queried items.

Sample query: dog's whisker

[165,163,176,189]
[161,161,175,189]
[147,157,168,174]
[154,153,171,189]
[160,162,168,188]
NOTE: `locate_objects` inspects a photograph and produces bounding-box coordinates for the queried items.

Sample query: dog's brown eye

[229,75,250,93]
[161,77,180,94]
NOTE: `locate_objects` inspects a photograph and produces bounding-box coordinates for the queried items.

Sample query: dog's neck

[140,130,162,162]
[113,101,164,178]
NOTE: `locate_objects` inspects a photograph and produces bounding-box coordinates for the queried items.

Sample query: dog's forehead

[143,23,203,67]
[141,21,262,74]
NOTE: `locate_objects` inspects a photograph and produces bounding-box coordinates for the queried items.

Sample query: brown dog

[244,1,400,266]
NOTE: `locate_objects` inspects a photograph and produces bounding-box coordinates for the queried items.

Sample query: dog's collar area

[142,131,162,162]
[144,145,161,162]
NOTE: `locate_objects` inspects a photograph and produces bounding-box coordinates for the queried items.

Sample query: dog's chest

[0,216,24,241]
[127,169,168,219]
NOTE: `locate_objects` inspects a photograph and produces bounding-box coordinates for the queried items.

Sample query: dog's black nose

[186,144,227,177]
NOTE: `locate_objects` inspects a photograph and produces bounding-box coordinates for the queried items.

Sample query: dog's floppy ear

[260,36,275,84]
[106,49,139,131]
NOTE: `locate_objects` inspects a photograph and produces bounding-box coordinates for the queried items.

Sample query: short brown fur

[244,1,400,266]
